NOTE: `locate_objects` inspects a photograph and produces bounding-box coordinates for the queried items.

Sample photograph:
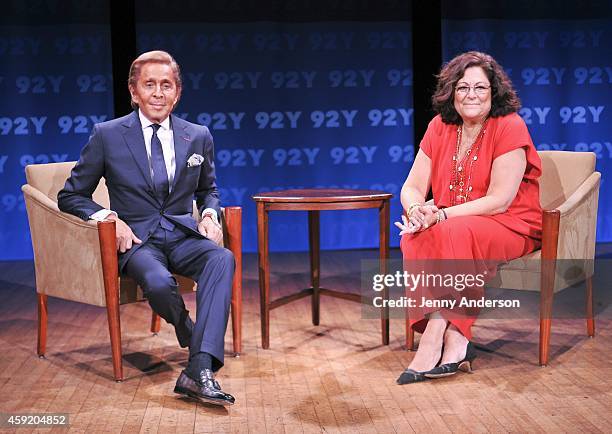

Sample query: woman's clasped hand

[395,204,446,234]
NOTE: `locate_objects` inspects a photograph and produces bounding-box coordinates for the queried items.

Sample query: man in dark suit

[58,50,235,406]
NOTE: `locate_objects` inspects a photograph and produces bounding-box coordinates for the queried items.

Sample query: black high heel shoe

[396,368,428,385]
[424,342,476,378]
[397,348,445,385]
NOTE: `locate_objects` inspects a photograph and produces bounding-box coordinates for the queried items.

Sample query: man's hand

[106,214,142,253]
[198,216,223,245]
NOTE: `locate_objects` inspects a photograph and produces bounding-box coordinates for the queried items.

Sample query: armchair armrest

[22,184,108,306]
[549,172,600,261]
[22,184,98,229]
[554,172,601,217]
[221,206,241,250]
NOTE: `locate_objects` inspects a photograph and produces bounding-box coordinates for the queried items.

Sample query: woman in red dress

[396,51,543,384]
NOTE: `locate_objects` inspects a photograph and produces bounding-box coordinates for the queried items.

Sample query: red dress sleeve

[492,113,542,180]
[418,115,444,159]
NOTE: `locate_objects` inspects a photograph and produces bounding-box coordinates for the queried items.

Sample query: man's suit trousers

[124,225,234,371]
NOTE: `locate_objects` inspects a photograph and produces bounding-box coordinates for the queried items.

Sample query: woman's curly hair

[432,51,520,125]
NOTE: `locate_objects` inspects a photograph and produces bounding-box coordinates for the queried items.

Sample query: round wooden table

[252,188,393,349]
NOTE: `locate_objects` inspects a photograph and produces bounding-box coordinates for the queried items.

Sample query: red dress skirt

[401,113,542,339]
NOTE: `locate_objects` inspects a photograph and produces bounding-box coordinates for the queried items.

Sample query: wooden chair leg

[406,319,415,351]
[539,312,552,366]
[150,311,161,334]
[224,206,243,355]
[231,277,242,355]
[539,261,556,366]
[586,275,595,337]
[105,301,123,382]
[539,210,560,367]
[98,220,124,382]
[37,293,47,357]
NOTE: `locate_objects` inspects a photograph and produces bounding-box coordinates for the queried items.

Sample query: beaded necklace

[449,118,488,205]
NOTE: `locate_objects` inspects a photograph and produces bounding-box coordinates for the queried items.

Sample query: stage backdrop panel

[0,4,114,260]
[442,5,611,241]
[135,20,413,253]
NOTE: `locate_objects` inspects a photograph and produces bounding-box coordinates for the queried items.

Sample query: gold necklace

[449,119,488,205]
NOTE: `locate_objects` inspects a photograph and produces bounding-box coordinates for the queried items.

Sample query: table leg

[379,199,390,345]
[257,202,271,349]
[309,210,320,326]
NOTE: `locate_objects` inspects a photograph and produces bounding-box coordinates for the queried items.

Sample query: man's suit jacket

[58,110,221,270]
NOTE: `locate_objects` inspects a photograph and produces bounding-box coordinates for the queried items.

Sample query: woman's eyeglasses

[455,84,491,96]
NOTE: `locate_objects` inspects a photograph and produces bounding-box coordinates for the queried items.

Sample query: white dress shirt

[138,110,176,187]
[90,110,218,224]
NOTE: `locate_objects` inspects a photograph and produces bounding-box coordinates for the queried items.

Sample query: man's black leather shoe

[174,369,235,406]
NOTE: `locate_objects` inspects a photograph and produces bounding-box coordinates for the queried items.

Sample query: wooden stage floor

[0,249,611,433]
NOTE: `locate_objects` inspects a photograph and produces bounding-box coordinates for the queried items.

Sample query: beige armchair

[406,151,600,365]
[22,161,242,381]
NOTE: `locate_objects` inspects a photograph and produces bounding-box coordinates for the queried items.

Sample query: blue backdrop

[1,2,610,260]
[0,4,114,260]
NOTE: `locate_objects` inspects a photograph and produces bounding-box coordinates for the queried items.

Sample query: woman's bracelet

[407,202,422,216]
[435,209,447,224]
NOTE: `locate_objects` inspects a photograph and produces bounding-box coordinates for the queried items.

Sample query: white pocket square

[187,153,204,167]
